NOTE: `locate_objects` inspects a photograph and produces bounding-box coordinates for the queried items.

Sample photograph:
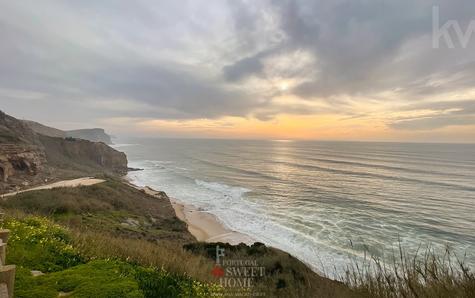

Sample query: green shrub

[134,266,222,298]
[4,215,221,297]
[15,260,144,298]
[2,216,84,272]
[18,260,221,298]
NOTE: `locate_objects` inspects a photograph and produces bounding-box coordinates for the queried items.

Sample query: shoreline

[169,197,255,245]
[124,179,325,274]
[126,180,255,245]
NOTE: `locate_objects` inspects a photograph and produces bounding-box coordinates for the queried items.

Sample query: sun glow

[279,82,289,91]
[128,114,392,140]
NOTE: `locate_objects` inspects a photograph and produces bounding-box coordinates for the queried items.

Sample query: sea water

[116,139,475,275]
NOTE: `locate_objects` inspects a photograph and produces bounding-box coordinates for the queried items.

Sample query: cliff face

[39,135,127,176]
[0,144,48,191]
[0,112,48,192]
[0,111,127,193]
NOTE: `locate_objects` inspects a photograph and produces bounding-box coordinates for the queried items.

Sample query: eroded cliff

[0,111,127,193]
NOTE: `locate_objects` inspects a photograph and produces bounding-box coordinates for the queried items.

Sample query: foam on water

[110,143,141,148]
[122,140,475,278]
[127,160,366,275]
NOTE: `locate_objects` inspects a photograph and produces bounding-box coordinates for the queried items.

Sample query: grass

[15,261,143,298]
[16,260,221,298]
[2,180,473,297]
[0,179,194,243]
[71,230,215,282]
[343,244,475,298]
[1,182,352,297]
[183,242,354,298]
[7,214,474,298]
[3,216,84,272]
[3,215,221,298]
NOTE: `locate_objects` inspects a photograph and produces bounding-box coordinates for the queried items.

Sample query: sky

[1,0,475,142]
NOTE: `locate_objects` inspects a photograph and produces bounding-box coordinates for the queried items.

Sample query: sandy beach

[133,183,255,245]
[169,197,255,245]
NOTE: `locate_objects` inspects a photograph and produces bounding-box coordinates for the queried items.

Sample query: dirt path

[1,177,105,198]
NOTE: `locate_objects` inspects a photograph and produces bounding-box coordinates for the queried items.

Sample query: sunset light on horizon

[1,1,475,143]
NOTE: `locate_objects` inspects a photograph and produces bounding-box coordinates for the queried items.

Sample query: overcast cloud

[0,0,475,138]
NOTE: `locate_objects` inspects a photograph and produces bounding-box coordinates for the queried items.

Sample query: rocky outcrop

[0,144,47,192]
[0,112,49,192]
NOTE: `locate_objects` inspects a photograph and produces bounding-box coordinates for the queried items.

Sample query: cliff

[0,143,48,191]
[22,120,65,138]
[0,111,127,193]
[23,120,113,144]
[0,112,48,192]
[66,128,113,144]
[39,134,127,177]
[0,112,42,145]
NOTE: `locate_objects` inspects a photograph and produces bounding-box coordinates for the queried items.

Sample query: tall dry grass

[71,230,215,282]
[341,243,475,298]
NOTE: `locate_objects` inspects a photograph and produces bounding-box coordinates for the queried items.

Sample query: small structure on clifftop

[0,212,15,298]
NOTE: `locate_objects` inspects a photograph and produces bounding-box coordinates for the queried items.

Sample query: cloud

[1,0,475,137]
[390,114,475,130]
[389,99,475,130]
[224,0,475,101]
[223,51,267,81]
[0,1,266,121]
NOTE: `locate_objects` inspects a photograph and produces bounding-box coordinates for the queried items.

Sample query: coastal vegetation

[2,215,220,298]
[345,245,475,297]
[0,179,194,243]
[1,180,474,297]
[0,180,351,297]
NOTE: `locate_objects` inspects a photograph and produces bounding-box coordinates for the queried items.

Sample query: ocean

[116,139,475,275]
